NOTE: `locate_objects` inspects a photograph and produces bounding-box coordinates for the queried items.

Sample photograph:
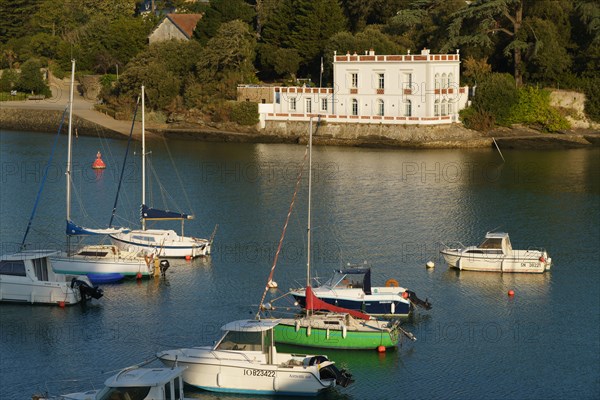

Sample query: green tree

[193,0,255,45]
[262,0,347,77]
[0,68,19,92]
[16,58,50,95]
[522,17,571,84]
[118,40,203,109]
[445,0,528,86]
[197,20,257,99]
[0,0,40,44]
[387,0,466,53]
[471,72,518,125]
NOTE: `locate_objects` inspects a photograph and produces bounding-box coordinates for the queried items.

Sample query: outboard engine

[159,260,170,276]
[311,356,354,388]
[71,278,104,301]
[404,290,432,310]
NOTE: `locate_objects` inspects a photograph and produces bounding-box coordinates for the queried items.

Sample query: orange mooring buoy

[92,151,106,169]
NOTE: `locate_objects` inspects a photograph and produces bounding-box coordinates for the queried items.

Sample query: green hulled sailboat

[261,119,414,351]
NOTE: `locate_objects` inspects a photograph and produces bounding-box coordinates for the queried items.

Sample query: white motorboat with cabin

[110,86,213,258]
[156,319,353,396]
[0,250,103,306]
[33,365,191,400]
[440,232,552,273]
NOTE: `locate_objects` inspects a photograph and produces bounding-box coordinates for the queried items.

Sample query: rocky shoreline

[1,106,599,149]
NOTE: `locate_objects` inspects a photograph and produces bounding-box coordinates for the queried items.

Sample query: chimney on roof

[407,49,411,55]
[421,48,430,55]
[369,48,375,56]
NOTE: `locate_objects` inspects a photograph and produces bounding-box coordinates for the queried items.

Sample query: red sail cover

[305,286,371,321]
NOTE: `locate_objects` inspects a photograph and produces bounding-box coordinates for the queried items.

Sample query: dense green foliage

[509,86,570,132]
[16,58,50,96]
[230,101,259,125]
[471,73,519,126]
[0,0,598,125]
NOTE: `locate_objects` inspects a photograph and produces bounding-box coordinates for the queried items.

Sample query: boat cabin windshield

[478,238,503,250]
[216,330,265,352]
[95,386,151,400]
[324,270,365,289]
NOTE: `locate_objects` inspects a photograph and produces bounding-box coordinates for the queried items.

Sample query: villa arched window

[377,99,384,116]
[448,73,454,87]
[441,97,447,116]
[442,73,448,88]
[434,99,440,116]
[404,100,412,117]
[435,73,440,90]
[352,99,359,116]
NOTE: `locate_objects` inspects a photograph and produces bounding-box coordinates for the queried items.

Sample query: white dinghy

[157,319,353,396]
[441,232,552,273]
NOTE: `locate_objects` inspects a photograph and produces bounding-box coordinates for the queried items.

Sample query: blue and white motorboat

[290,265,431,317]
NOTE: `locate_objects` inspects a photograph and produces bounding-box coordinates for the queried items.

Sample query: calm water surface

[1,130,599,400]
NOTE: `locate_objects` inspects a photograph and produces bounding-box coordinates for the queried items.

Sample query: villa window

[441,97,447,116]
[351,73,358,88]
[434,99,440,116]
[448,100,454,115]
[377,99,384,116]
[290,98,296,111]
[448,73,454,87]
[404,99,412,117]
[435,73,440,90]
[378,73,384,89]
[306,98,312,113]
[352,99,359,116]
[442,73,447,88]
[321,98,328,112]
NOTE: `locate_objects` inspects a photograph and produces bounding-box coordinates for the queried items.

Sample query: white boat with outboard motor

[440,232,552,273]
[32,365,191,400]
[0,250,103,306]
[156,319,353,396]
[290,264,431,317]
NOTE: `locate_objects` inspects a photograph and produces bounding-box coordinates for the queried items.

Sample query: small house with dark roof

[148,14,203,44]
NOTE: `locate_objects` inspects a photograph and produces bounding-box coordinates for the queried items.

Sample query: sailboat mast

[66,59,75,224]
[306,118,313,288]
[141,85,146,231]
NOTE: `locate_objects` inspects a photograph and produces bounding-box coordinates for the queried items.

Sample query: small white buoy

[426,261,435,268]
[267,280,278,289]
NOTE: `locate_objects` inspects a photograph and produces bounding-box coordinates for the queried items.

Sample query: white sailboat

[157,319,353,396]
[49,60,154,282]
[110,86,212,258]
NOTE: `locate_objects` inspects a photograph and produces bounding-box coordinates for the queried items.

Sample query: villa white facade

[259,49,469,127]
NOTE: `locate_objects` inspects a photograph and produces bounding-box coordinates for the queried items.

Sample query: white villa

[258,48,469,127]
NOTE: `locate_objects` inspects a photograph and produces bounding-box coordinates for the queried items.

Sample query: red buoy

[92,151,106,169]
[58,301,65,308]
[185,255,192,261]
[402,291,409,299]
[377,345,386,353]
[508,289,515,297]
[136,272,142,279]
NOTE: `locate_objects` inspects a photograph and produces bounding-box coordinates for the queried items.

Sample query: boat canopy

[142,204,193,221]
[324,267,372,295]
[66,220,128,236]
[106,366,187,388]
[221,319,280,332]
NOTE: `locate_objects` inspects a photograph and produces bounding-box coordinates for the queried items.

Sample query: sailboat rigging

[109,86,214,258]
[49,60,154,283]
[260,118,409,350]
